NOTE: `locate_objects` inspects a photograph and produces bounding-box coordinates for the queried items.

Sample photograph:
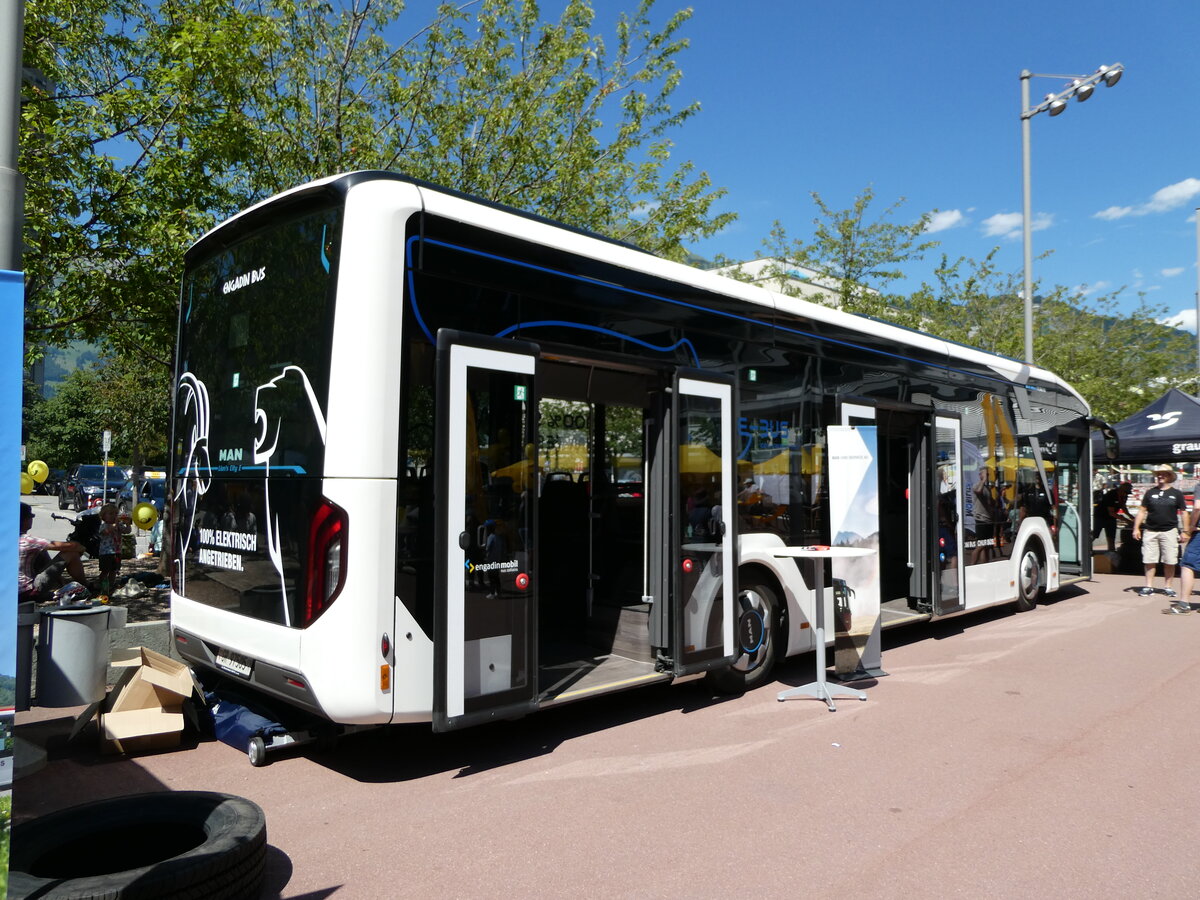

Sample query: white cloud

[981,211,1051,240]
[1162,267,1185,278]
[924,209,965,234]
[1160,309,1198,335]
[1093,177,1200,220]
[1076,280,1112,297]
[1146,178,1200,213]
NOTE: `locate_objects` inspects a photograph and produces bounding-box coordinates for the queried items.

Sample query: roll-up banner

[827,425,884,678]
[2,272,21,643]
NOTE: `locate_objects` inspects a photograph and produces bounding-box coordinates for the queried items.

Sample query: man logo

[1147,411,1182,431]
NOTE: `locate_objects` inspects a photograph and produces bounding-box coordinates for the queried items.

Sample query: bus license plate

[215,649,253,678]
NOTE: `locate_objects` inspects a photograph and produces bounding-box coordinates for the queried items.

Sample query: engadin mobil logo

[465,559,520,574]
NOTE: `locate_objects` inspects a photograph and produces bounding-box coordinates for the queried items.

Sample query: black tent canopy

[1091,388,1200,464]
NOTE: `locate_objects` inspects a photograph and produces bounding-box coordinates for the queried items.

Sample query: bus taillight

[304,498,348,626]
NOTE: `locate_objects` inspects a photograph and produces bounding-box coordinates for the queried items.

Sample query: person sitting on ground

[1131,465,1188,597]
[18,501,87,602]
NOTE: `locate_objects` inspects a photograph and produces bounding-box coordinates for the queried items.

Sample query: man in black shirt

[1092,481,1132,553]
[1132,465,1188,596]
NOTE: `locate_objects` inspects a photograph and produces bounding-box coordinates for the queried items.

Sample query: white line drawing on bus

[174,372,213,595]
[253,364,328,626]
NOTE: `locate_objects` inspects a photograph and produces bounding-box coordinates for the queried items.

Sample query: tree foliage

[21,0,731,368]
[23,355,170,468]
[724,187,1193,423]
[739,186,939,316]
[908,251,1194,422]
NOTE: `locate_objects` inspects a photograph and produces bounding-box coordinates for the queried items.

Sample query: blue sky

[660,0,1200,329]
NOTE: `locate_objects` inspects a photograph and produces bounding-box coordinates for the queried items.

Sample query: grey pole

[1020,70,1034,365]
[1195,206,1199,384]
[0,0,25,272]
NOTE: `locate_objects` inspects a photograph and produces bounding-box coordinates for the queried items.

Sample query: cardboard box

[71,646,202,755]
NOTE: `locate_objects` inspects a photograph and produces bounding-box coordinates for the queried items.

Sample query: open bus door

[667,371,737,675]
[932,415,965,615]
[433,331,540,731]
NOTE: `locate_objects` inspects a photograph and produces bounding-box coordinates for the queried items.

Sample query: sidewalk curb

[109,619,179,683]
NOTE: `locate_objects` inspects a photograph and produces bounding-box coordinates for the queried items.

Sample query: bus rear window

[174,203,342,477]
[173,201,342,627]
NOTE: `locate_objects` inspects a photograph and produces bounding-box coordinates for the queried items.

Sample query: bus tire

[8,791,267,900]
[1015,543,1045,612]
[707,574,782,694]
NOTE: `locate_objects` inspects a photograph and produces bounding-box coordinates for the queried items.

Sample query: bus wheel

[707,577,781,694]
[1015,545,1044,611]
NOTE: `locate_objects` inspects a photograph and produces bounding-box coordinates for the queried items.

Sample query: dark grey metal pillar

[0,1,26,271]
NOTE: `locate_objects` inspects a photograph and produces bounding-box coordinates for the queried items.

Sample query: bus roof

[188,170,1087,412]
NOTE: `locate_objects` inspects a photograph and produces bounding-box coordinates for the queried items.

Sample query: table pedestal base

[777,679,867,711]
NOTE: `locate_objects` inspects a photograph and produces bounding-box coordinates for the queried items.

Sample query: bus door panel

[904,419,930,608]
[671,371,737,675]
[433,331,539,732]
[1054,433,1086,575]
[933,415,965,615]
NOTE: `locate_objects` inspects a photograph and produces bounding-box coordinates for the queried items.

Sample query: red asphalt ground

[14,570,1200,899]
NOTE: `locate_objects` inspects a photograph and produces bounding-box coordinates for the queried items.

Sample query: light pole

[1020,62,1124,365]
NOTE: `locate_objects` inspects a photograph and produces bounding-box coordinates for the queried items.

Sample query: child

[97,503,131,596]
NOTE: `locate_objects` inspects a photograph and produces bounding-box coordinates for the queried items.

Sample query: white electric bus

[170,171,1099,735]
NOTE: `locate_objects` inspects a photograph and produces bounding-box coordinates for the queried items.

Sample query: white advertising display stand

[775,546,876,711]
[826,425,884,679]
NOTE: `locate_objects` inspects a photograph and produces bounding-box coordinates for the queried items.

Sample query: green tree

[21,0,732,370]
[21,0,271,365]
[23,355,169,467]
[745,186,938,316]
[729,188,1193,422]
[908,251,1193,422]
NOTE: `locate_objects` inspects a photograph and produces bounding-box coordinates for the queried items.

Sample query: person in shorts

[1167,502,1200,614]
[1131,465,1188,597]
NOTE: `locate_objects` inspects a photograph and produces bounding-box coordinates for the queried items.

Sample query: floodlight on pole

[1019,62,1124,365]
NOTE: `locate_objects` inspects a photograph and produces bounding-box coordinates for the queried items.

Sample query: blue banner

[1,269,22,689]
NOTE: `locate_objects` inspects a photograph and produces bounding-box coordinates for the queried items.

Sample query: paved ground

[13,570,1200,898]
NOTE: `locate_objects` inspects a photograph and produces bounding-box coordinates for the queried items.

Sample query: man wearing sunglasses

[1131,465,1188,597]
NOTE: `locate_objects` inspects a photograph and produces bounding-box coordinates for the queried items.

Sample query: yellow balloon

[20,472,34,494]
[27,460,49,483]
[132,502,159,531]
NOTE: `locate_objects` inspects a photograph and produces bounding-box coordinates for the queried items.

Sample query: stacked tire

[9,791,267,899]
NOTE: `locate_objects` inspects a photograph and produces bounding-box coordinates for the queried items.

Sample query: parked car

[58,463,122,511]
[118,477,167,516]
[42,468,65,497]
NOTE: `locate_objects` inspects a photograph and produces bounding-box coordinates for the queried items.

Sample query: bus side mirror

[1104,434,1119,460]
